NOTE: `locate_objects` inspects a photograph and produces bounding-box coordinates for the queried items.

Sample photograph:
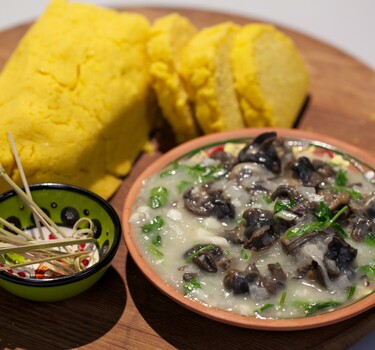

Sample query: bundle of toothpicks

[0,132,97,277]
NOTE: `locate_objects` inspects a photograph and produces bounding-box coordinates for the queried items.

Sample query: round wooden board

[0,7,374,350]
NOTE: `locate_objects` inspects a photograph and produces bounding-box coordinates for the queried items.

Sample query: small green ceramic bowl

[0,183,121,302]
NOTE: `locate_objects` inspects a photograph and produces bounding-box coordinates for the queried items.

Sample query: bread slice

[231,24,309,127]
[0,0,155,199]
[148,13,198,143]
[181,22,244,134]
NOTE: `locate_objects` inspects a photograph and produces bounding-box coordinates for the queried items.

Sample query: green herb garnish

[160,162,178,178]
[330,222,348,238]
[326,185,362,200]
[142,217,164,247]
[186,164,224,182]
[279,291,287,307]
[141,216,165,234]
[149,186,169,209]
[263,195,273,205]
[240,248,249,260]
[177,180,192,193]
[314,201,331,222]
[236,217,246,225]
[255,303,274,313]
[185,244,214,263]
[285,204,348,238]
[161,162,224,183]
[358,264,375,278]
[364,235,375,246]
[347,285,356,300]
[335,169,348,186]
[297,300,341,316]
[313,202,347,238]
[152,234,162,246]
[183,277,201,295]
[274,199,296,214]
[148,245,164,259]
[330,205,349,228]
[285,221,326,238]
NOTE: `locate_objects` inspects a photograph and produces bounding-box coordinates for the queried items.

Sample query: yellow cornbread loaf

[181,22,245,134]
[148,13,198,143]
[0,0,155,199]
[231,24,309,127]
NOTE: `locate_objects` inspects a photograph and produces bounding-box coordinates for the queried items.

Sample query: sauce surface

[130,132,375,319]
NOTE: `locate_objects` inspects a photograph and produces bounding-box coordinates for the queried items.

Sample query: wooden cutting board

[0,7,375,350]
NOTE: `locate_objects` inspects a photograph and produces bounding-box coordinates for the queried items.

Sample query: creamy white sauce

[130,141,375,319]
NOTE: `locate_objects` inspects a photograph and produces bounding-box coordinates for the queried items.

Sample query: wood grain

[0,6,375,350]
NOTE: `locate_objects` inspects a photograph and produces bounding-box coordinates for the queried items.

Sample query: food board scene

[0,0,374,349]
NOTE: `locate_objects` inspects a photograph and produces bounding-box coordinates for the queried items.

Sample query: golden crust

[148,13,199,143]
[0,3,310,199]
[0,0,155,199]
[181,22,245,134]
[232,24,310,128]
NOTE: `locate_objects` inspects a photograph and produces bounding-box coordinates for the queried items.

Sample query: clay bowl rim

[0,182,122,287]
[123,127,375,331]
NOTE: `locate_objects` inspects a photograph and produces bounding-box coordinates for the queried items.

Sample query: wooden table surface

[0,7,375,350]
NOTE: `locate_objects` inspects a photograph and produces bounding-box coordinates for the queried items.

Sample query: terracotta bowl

[123,128,375,330]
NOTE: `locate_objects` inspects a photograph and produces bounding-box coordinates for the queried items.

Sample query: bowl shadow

[293,94,311,128]
[0,266,126,350]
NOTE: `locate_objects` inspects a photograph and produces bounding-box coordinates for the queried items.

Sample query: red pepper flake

[79,243,86,251]
[36,264,55,278]
[81,259,89,267]
[17,271,26,278]
[35,265,47,278]
[313,148,334,158]
[206,145,225,157]
[49,234,56,240]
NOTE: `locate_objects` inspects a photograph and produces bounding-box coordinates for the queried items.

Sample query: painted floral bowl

[0,183,121,302]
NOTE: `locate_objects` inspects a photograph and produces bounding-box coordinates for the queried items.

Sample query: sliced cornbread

[147,13,198,143]
[181,22,245,134]
[231,24,309,127]
[0,0,155,199]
